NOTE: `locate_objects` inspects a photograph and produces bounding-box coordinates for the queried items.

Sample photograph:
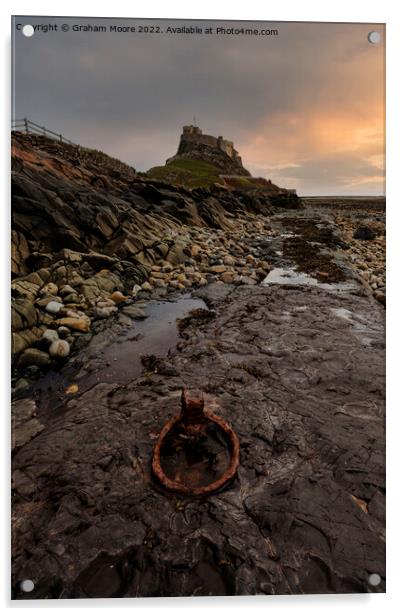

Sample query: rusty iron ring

[152,390,240,497]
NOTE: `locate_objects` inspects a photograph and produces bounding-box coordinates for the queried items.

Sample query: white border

[1,1,400,614]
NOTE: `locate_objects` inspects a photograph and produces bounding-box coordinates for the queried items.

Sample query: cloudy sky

[13,17,385,195]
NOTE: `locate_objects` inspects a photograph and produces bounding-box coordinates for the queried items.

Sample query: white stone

[42,329,59,345]
[45,301,64,314]
[49,339,70,358]
[132,284,142,297]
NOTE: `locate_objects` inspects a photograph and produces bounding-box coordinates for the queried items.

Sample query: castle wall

[171,125,250,175]
[181,132,218,149]
[181,128,239,160]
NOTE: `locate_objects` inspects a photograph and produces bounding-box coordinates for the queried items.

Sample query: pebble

[223,255,235,266]
[35,295,62,308]
[45,300,64,314]
[209,265,226,274]
[96,299,116,308]
[57,326,71,338]
[18,348,50,368]
[49,339,70,358]
[141,281,153,292]
[220,272,235,284]
[94,305,118,319]
[151,278,166,288]
[122,305,147,319]
[42,329,59,345]
[39,282,58,297]
[59,285,76,296]
[57,317,91,332]
[132,284,142,297]
[240,276,257,285]
[63,293,80,304]
[110,291,127,304]
[191,245,201,257]
[14,378,30,392]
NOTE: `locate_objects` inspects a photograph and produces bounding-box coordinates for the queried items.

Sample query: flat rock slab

[12,284,385,598]
[12,398,44,452]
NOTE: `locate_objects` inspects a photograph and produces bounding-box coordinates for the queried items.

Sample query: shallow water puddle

[262,266,356,292]
[89,297,207,385]
[22,296,207,415]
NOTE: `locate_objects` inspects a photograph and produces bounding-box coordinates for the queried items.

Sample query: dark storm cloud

[12,17,385,194]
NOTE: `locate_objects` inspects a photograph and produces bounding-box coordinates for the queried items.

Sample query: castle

[166,125,250,176]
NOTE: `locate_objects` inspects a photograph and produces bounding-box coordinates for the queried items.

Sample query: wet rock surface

[12,278,385,597]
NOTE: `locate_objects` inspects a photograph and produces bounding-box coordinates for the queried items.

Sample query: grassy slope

[146,158,279,191]
[146,158,223,188]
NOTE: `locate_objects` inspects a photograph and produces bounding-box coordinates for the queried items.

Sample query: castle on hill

[166,125,251,176]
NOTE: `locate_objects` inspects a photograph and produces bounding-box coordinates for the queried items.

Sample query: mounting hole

[20,579,35,593]
[368,31,381,44]
[368,573,381,586]
[22,25,35,37]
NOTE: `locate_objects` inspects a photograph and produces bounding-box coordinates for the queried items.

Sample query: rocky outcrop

[167,125,251,176]
[12,132,294,279]
[11,132,301,371]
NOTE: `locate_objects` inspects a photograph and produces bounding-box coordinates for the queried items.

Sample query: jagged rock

[11,229,30,277]
[11,298,37,330]
[164,240,188,265]
[95,210,119,239]
[11,398,44,451]
[121,305,147,319]
[354,226,377,240]
[84,252,117,270]
[11,279,40,302]
[12,326,45,358]
[79,272,123,303]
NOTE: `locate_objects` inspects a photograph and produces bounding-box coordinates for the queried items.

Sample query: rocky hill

[147,125,288,190]
[166,124,250,175]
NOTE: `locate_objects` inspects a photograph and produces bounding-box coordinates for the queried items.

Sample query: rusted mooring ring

[152,389,240,496]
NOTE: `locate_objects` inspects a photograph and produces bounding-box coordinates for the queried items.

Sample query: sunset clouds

[13,18,385,194]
